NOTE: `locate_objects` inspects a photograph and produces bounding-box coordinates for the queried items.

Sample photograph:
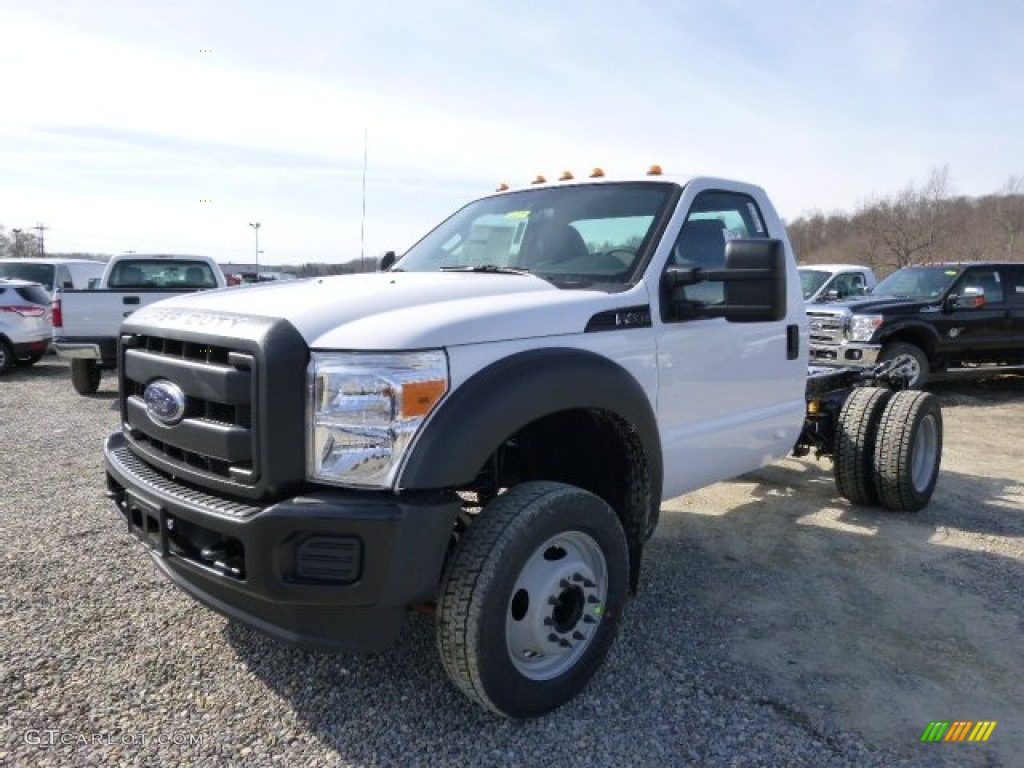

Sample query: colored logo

[920,721,996,742]
[144,379,187,426]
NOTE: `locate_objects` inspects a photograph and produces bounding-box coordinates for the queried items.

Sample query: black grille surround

[118,310,308,503]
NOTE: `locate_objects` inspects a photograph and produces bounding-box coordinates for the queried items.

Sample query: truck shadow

[220,458,1020,765]
[928,373,1024,406]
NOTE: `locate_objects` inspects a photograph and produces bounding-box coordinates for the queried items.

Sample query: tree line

[0,227,42,258]
[787,167,1024,277]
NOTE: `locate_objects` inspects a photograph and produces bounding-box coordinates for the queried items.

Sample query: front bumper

[808,340,880,367]
[104,432,460,651]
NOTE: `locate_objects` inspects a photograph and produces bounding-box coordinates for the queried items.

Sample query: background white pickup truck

[53,253,227,393]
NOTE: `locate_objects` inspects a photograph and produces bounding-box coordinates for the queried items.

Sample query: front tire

[873,391,943,512]
[879,341,930,389]
[437,481,629,718]
[70,359,101,394]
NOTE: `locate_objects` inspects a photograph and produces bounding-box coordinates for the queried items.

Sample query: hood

[807,296,942,315]
[128,271,635,349]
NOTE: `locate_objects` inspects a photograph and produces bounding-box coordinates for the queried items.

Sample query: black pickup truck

[807,262,1024,387]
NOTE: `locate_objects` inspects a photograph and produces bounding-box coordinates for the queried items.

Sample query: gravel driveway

[2,359,1021,767]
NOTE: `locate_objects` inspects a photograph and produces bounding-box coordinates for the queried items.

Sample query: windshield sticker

[945,270,958,275]
[505,211,530,219]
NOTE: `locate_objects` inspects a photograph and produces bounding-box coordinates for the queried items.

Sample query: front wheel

[879,341,930,389]
[437,481,629,718]
[70,359,101,394]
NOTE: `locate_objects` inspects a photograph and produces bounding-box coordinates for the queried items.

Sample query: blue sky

[1,0,1021,266]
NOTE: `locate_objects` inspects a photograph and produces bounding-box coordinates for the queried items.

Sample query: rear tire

[0,340,14,375]
[879,341,930,389]
[834,387,893,506]
[873,391,943,512]
[70,359,101,394]
[437,481,629,718]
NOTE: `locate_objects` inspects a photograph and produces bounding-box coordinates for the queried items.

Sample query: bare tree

[855,165,953,269]
[992,175,1024,259]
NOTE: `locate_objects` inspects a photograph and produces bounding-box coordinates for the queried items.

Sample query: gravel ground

[2,358,1020,767]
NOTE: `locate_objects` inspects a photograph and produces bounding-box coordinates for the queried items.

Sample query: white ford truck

[103,172,943,718]
[53,253,227,394]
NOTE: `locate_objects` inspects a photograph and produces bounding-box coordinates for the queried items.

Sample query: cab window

[666,190,768,310]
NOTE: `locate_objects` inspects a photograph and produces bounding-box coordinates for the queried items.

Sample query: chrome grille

[806,311,847,345]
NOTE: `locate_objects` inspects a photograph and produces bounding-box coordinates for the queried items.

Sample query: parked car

[798,264,877,302]
[0,278,52,374]
[0,258,106,297]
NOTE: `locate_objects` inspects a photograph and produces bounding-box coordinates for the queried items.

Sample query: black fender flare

[398,347,663,502]
[877,320,942,358]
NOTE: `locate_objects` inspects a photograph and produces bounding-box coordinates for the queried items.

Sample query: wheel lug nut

[572,631,584,641]
[547,633,559,643]
[559,639,572,648]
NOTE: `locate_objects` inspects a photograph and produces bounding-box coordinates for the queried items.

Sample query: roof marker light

[559,170,574,181]
[531,174,547,185]
[496,182,510,192]
[590,168,605,178]
[647,164,663,176]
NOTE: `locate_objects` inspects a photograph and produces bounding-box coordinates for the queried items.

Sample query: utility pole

[33,223,48,256]
[11,229,23,258]
[249,222,260,279]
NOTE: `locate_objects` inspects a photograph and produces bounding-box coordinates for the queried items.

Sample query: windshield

[799,269,830,299]
[0,262,54,287]
[871,266,961,300]
[395,182,677,288]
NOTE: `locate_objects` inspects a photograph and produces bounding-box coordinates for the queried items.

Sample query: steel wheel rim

[911,413,939,492]
[893,353,921,384]
[505,530,608,680]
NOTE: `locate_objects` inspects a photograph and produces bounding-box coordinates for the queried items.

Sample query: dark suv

[807,262,1024,387]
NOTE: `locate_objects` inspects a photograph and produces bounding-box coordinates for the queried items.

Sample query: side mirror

[948,286,985,310]
[380,251,397,271]
[825,288,841,300]
[662,239,787,323]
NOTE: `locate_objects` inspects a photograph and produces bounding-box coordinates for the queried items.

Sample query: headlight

[308,350,448,488]
[848,314,883,342]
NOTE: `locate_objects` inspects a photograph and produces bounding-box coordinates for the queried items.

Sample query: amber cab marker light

[647,164,663,176]
[559,170,574,181]
[531,174,547,185]
[496,182,510,192]
[590,167,605,178]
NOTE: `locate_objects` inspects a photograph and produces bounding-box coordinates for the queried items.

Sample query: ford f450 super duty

[103,172,943,717]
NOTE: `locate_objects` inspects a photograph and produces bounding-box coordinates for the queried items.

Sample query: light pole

[249,222,260,279]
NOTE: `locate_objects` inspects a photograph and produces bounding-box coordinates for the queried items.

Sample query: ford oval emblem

[144,379,187,426]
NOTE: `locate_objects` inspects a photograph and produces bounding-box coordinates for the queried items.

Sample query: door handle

[787,324,800,360]
[123,296,140,305]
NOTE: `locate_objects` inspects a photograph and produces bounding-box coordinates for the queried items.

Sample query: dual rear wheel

[834,388,942,512]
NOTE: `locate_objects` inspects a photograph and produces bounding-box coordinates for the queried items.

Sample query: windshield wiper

[440,265,532,275]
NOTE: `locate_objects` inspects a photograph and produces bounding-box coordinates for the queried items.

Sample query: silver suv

[0,278,52,375]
